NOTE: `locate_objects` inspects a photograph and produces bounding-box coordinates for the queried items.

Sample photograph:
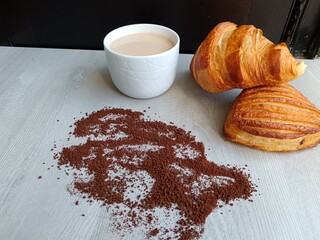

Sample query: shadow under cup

[103,24,180,99]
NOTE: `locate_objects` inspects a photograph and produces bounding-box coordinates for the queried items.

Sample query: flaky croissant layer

[190,22,307,93]
[224,84,320,152]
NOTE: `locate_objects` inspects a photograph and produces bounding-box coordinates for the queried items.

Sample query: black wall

[283,0,320,58]
[0,0,296,53]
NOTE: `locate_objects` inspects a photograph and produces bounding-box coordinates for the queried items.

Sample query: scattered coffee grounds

[53,107,256,239]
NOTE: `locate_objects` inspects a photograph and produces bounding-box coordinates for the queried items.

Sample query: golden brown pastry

[190,22,306,93]
[224,84,320,152]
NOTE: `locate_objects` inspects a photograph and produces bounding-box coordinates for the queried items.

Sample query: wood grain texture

[0,47,320,240]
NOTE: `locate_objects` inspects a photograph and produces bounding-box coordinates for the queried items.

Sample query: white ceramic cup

[103,24,180,99]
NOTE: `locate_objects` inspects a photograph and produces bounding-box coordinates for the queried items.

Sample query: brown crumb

[53,107,256,240]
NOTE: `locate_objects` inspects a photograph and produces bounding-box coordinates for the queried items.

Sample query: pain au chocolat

[224,84,320,152]
[190,22,306,92]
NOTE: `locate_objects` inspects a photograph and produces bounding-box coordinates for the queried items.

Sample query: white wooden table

[0,46,320,240]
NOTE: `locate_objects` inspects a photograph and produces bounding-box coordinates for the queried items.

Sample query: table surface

[0,46,320,240]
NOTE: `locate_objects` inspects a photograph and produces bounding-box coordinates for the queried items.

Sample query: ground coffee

[54,107,256,239]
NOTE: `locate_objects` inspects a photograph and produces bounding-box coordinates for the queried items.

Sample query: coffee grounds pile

[54,107,256,239]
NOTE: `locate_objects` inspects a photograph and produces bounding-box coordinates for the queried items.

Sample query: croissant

[224,83,320,152]
[190,22,307,92]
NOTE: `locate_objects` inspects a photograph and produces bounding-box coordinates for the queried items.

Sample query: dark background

[0,0,319,57]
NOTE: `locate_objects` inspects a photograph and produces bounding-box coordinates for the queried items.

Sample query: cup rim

[103,23,180,58]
